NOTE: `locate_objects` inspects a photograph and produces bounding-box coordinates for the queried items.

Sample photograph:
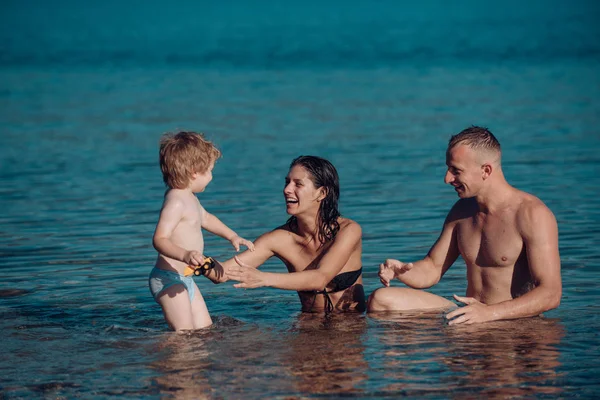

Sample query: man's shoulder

[446,198,477,222]
[514,190,557,231]
[515,190,552,214]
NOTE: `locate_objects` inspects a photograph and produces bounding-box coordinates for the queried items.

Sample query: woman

[206,155,365,313]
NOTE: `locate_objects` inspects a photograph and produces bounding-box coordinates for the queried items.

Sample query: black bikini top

[327,267,363,293]
[313,267,363,313]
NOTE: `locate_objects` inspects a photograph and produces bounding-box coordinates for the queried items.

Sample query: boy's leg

[156,284,195,331]
[190,281,212,329]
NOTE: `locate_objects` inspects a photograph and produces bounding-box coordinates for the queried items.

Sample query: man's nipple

[501,256,507,262]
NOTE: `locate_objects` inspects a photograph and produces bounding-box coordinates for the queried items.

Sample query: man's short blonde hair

[448,126,501,154]
[448,126,501,165]
[159,131,222,189]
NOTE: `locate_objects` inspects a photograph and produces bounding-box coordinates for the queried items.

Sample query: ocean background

[1,0,599,398]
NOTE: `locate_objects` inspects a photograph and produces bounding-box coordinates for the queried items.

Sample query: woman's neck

[294,214,320,243]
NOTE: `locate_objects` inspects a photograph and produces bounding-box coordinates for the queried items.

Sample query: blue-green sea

[1,1,599,398]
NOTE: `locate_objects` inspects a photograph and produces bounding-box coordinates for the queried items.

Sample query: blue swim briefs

[148,267,195,302]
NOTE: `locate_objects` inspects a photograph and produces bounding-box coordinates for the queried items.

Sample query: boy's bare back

[154,188,206,274]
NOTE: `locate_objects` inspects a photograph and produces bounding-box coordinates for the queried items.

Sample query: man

[367,126,562,324]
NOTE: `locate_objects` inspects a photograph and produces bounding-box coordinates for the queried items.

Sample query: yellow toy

[184,256,216,277]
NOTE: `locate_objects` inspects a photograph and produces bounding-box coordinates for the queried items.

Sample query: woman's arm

[203,230,276,283]
[228,221,362,291]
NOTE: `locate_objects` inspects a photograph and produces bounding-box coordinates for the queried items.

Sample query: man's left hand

[446,295,495,325]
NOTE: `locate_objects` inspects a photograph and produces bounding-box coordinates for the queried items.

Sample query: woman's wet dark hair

[287,155,341,245]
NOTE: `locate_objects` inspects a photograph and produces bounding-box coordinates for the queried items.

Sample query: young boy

[149,131,254,331]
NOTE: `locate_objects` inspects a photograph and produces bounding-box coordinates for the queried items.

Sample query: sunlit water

[1,1,600,398]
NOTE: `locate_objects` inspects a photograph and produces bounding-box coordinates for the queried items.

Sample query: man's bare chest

[456,214,524,268]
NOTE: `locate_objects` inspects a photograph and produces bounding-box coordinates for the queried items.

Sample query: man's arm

[382,207,461,288]
[447,201,562,324]
[490,202,562,318]
[228,222,362,291]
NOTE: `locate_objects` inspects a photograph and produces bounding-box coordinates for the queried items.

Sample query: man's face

[444,144,484,198]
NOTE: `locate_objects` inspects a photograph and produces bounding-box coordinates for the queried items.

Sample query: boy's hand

[230,235,255,252]
[183,250,204,266]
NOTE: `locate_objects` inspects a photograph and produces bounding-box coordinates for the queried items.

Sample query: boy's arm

[201,208,254,251]
[153,195,204,266]
[228,222,362,291]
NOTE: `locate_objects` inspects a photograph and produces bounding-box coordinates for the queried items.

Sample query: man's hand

[227,256,266,289]
[378,259,414,287]
[446,295,495,325]
[183,250,204,266]
[230,235,255,252]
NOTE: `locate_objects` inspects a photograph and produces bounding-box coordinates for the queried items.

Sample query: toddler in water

[149,131,254,331]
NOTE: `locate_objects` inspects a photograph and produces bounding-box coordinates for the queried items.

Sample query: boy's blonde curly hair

[159,131,222,189]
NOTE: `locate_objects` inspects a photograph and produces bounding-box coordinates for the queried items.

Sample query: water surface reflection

[146,314,371,398]
[371,313,564,397]
[286,313,368,396]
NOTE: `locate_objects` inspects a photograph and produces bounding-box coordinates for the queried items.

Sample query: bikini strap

[314,268,363,314]
[315,289,335,314]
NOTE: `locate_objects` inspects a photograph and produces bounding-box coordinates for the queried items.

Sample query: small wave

[1,43,599,69]
[0,288,31,298]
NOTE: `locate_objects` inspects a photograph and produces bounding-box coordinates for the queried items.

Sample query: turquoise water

[1,1,600,398]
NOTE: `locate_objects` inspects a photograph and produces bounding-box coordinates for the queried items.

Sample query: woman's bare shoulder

[338,217,362,236]
[256,223,296,244]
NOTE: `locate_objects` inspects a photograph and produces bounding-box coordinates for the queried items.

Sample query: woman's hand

[228,256,268,289]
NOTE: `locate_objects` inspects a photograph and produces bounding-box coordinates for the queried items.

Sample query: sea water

[1,0,599,398]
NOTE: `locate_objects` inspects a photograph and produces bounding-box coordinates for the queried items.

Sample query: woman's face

[284,165,324,216]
